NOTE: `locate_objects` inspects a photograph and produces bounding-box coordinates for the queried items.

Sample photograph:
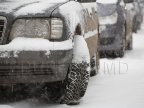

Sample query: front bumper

[0,50,72,85]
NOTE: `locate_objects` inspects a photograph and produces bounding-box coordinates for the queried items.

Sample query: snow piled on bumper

[0,37,73,57]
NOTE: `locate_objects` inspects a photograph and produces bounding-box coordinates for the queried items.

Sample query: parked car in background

[139,0,144,12]
[124,0,134,50]
[0,0,99,105]
[96,0,133,57]
[132,0,143,32]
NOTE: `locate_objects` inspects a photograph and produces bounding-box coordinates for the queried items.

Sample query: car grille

[0,63,54,76]
[0,16,7,40]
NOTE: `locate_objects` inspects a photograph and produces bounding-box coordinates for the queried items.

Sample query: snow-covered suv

[0,0,99,104]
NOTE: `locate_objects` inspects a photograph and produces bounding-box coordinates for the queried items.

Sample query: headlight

[51,18,63,39]
[10,18,63,40]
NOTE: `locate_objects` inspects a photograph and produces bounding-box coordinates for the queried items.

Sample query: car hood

[0,0,68,17]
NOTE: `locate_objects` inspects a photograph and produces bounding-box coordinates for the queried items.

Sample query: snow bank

[0,37,72,52]
[96,0,118,4]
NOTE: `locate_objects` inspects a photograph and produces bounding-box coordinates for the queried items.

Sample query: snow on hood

[0,37,72,52]
[0,0,68,16]
[96,0,118,4]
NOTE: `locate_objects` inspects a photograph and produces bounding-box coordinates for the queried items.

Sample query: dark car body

[0,0,100,104]
[0,0,71,85]
[96,0,133,57]
[0,0,99,104]
[0,0,99,85]
[96,0,126,57]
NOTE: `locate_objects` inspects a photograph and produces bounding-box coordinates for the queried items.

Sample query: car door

[78,0,99,58]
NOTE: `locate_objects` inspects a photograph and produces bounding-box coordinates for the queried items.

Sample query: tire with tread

[90,53,99,77]
[43,36,90,105]
[115,25,126,57]
[61,62,90,105]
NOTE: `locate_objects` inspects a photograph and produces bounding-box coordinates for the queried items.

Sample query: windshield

[96,3,117,17]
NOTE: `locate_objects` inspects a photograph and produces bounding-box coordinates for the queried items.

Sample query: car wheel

[117,48,125,57]
[46,62,90,105]
[90,52,99,77]
[115,25,126,57]
[115,39,125,58]
[61,36,90,105]
[90,35,99,76]
[44,36,90,105]
[127,35,133,50]
[133,16,137,33]
[61,62,90,105]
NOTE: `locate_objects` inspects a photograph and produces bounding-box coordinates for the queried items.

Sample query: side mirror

[124,0,134,3]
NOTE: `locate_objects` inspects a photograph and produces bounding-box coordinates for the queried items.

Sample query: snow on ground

[0,21,144,108]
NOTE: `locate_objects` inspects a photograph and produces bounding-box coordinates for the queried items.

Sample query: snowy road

[1,24,144,108]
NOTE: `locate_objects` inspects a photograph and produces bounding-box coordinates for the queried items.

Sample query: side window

[77,0,96,3]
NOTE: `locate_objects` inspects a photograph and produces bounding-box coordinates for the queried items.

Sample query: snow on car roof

[0,0,68,14]
[96,0,118,4]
